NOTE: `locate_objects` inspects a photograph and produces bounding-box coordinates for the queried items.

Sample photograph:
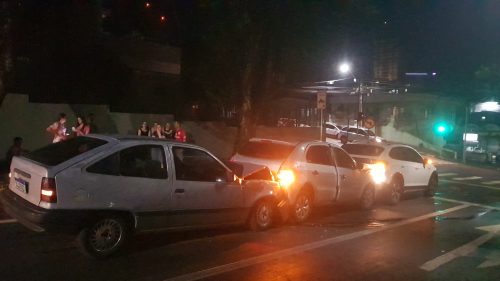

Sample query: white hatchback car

[0,135,288,258]
[342,142,438,204]
[231,139,382,223]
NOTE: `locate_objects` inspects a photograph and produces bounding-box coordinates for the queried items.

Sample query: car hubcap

[295,194,311,220]
[89,219,123,252]
[391,183,401,201]
[257,203,271,227]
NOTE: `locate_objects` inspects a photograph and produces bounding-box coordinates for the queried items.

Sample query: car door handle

[312,170,319,176]
[174,189,185,194]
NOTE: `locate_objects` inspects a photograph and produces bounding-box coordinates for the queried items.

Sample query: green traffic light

[434,121,452,135]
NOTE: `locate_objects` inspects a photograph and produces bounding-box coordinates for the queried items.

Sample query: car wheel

[77,215,130,259]
[340,135,348,144]
[248,200,274,231]
[360,186,376,210]
[387,178,403,205]
[292,191,313,223]
[425,174,438,197]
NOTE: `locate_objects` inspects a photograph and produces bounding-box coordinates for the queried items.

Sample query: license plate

[14,178,28,194]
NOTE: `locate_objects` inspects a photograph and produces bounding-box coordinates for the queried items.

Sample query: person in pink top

[174,121,187,142]
[72,116,90,136]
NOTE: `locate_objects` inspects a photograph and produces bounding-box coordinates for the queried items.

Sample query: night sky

[9,0,500,104]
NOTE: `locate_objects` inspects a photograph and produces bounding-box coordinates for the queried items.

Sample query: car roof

[248,138,343,149]
[342,126,373,131]
[343,141,414,150]
[84,134,205,150]
[248,138,297,146]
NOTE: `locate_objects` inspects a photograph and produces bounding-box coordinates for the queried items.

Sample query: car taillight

[41,177,57,203]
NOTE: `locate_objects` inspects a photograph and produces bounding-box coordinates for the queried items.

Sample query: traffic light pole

[462,104,469,164]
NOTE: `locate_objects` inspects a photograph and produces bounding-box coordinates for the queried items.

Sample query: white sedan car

[231,139,382,222]
[342,142,438,204]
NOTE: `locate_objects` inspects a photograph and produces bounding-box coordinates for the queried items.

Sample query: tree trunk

[234,59,257,152]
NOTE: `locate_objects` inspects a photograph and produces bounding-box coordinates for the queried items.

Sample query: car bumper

[0,189,85,233]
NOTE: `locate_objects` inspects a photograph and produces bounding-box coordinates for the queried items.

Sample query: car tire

[340,135,348,144]
[248,199,274,231]
[387,178,403,205]
[360,185,376,210]
[76,215,131,259]
[291,190,313,223]
[425,174,438,197]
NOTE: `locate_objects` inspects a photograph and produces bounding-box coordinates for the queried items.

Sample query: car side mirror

[226,170,237,182]
[214,170,236,184]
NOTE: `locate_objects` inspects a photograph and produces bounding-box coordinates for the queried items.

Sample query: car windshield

[26,137,108,166]
[342,144,385,156]
[238,141,294,160]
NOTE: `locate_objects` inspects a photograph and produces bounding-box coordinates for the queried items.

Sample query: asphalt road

[1,161,500,281]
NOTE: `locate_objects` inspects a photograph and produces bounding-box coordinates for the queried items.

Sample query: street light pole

[338,63,362,129]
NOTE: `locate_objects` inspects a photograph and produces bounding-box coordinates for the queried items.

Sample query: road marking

[0,219,17,224]
[452,176,482,181]
[481,180,500,185]
[163,204,470,281]
[434,196,500,211]
[478,250,500,268]
[420,223,500,271]
[438,173,458,177]
[441,179,500,191]
[420,232,496,271]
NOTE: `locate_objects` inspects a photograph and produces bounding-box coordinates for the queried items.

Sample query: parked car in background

[465,146,488,163]
[232,139,382,223]
[0,135,288,258]
[342,142,437,204]
[325,122,342,140]
[338,126,382,144]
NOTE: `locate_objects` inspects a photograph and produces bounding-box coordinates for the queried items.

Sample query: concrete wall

[0,94,173,156]
[380,116,445,153]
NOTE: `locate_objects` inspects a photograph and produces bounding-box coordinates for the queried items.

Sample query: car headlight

[277,169,295,189]
[367,162,386,184]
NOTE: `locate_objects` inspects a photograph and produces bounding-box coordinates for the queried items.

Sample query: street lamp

[338,62,362,128]
[339,63,351,75]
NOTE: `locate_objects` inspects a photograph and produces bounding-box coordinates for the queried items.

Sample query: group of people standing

[46,113,96,143]
[138,121,187,142]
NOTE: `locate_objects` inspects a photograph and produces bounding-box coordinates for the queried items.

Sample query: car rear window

[342,144,385,156]
[26,137,108,166]
[238,141,294,160]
